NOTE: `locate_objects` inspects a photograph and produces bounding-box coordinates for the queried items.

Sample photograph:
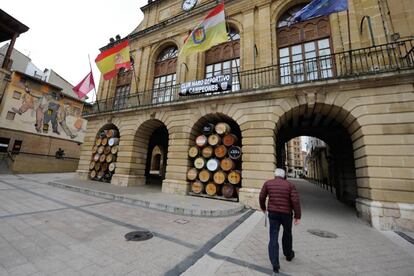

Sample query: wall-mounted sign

[180,74,232,96]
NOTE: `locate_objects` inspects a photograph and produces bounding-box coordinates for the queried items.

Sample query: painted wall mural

[1,76,87,143]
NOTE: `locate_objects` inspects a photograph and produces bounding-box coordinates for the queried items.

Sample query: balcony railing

[84,39,414,116]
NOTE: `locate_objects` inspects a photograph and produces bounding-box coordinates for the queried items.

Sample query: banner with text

[180,75,232,96]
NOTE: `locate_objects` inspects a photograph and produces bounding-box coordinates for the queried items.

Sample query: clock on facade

[182,0,197,11]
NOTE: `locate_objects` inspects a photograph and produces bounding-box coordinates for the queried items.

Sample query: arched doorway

[188,113,242,201]
[275,104,358,206]
[145,126,168,185]
[131,119,169,187]
[89,123,120,182]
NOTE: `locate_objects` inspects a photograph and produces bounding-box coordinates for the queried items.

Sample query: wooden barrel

[95,137,102,146]
[94,162,101,171]
[228,146,242,160]
[187,168,198,181]
[104,146,111,155]
[222,183,235,198]
[215,122,231,135]
[195,135,208,147]
[202,146,214,158]
[108,138,120,146]
[202,123,215,136]
[109,162,116,172]
[213,171,227,185]
[206,158,220,172]
[89,161,96,170]
[205,183,218,196]
[106,129,118,138]
[214,145,227,158]
[93,154,101,162]
[194,157,206,169]
[191,180,204,194]
[223,134,238,147]
[99,154,106,163]
[228,170,241,184]
[106,153,116,163]
[97,146,105,154]
[90,170,97,179]
[101,137,108,146]
[188,146,199,158]
[111,145,119,154]
[199,169,211,183]
[208,134,221,146]
[92,145,98,154]
[97,169,105,180]
[101,162,109,172]
[220,158,235,171]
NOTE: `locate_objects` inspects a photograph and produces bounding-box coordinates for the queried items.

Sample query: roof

[0,9,29,42]
[13,70,85,103]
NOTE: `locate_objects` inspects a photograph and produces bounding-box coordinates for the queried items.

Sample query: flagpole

[88,54,101,113]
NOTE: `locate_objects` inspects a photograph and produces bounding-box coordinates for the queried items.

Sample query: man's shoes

[273,266,279,273]
[286,250,295,261]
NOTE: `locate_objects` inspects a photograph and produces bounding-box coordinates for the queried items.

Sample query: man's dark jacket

[259,177,301,219]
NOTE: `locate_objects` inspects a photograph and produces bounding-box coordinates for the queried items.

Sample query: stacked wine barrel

[187,122,242,200]
[89,129,119,182]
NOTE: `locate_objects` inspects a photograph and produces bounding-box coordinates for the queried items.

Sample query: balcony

[84,39,414,116]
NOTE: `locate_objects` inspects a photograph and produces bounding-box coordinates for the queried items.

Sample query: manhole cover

[307,229,338,238]
[174,219,189,224]
[124,231,153,241]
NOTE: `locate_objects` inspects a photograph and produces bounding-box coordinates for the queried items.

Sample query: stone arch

[273,98,363,205]
[130,119,169,186]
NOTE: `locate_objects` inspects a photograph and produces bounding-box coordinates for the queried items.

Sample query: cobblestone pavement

[0,174,248,276]
[210,179,414,276]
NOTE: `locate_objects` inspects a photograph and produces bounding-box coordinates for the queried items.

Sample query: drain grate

[124,231,153,241]
[307,229,338,238]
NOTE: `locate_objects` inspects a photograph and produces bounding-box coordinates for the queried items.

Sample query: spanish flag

[179,2,228,57]
[95,40,131,80]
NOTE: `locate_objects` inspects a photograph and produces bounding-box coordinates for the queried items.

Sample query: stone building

[284,137,303,178]
[78,0,414,230]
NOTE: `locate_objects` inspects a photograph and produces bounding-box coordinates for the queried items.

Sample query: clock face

[182,0,197,11]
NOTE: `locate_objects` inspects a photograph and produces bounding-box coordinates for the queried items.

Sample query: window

[6,111,15,120]
[153,74,176,103]
[205,59,240,91]
[153,46,178,104]
[277,4,332,85]
[13,91,22,99]
[205,27,241,92]
[113,84,130,109]
[279,38,332,84]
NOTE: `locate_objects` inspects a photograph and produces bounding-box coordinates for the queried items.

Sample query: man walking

[259,168,301,274]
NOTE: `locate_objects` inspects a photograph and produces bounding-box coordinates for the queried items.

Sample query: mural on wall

[4,87,87,142]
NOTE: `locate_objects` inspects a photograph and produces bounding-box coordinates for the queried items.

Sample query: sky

[1,0,147,89]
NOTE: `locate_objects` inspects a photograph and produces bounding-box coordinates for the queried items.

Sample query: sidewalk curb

[47,180,245,217]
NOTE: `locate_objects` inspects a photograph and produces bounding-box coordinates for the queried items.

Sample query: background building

[78,0,414,231]
[0,10,88,173]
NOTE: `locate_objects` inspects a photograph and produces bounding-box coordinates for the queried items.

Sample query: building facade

[285,137,303,178]
[0,10,88,173]
[78,0,414,230]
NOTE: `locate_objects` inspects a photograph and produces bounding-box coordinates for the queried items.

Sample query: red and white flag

[73,71,95,99]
